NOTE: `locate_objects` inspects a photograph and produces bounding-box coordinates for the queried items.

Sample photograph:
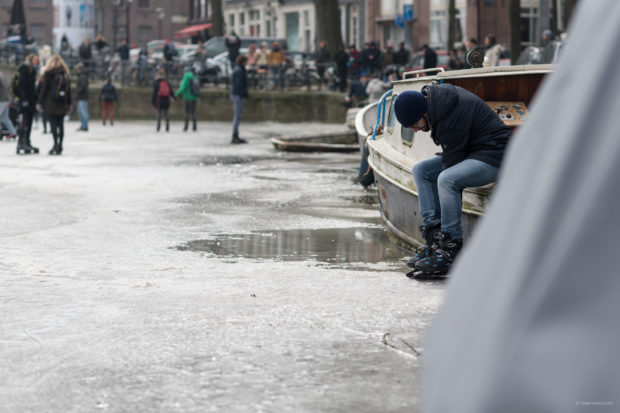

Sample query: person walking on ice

[230,55,249,144]
[175,66,199,132]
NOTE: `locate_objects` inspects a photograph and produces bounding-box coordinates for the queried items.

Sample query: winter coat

[269,48,286,67]
[256,48,270,66]
[17,63,38,113]
[315,47,331,67]
[38,67,72,116]
[422,83,512,169]
[117,44,130,61]
[334,50,349,69]
[226,33,241,64]
[76,71,89,100]
[231,64,248,99]
[79,42,92,60]
[175,72,198,101]
[152,77,172,109]
[423,48,438,69]
[484,43,503,67]
[394,47,409,66]
[99,83,118,102]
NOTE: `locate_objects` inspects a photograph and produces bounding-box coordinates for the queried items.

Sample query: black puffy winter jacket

[422,83,512,169]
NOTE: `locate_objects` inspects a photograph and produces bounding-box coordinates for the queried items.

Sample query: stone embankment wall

[92,87,347,123]
[2,64,347,123]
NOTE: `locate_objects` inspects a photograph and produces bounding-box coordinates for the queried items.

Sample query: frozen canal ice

[0,121,444,412]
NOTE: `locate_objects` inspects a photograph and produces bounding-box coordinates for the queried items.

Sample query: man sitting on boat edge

[394,85,512,276]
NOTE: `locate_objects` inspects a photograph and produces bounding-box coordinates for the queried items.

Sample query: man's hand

[366,123,383,138]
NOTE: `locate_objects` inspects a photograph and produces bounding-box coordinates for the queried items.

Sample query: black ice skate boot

[16,135,32,155]
[413,232,463,278]
[25,137,39,154]
[406,223,441,268]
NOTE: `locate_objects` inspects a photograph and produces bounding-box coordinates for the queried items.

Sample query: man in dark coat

[75,63,89,131]
[394,84,511,275]
[333,44,349,92]
[230,55,248,144]
[117,39,130,85]
[225,31,241,67]
[394,42,410,67]
[16,54,40,154]
[422,44,437,70]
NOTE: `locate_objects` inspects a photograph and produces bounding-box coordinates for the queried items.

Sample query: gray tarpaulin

[421,1,620,412]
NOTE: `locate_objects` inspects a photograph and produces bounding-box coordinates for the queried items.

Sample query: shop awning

[174,23,212,39]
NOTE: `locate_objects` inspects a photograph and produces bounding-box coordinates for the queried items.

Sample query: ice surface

[0,120,444,412]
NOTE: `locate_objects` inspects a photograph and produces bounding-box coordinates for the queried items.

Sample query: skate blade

[405,269,448,281]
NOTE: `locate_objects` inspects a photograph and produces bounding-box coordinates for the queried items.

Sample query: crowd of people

[1,29,539,152]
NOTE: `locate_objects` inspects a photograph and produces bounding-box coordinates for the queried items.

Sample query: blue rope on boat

[371,89,393,140]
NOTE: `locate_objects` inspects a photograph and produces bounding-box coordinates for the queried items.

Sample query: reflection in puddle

[176,227,408,266]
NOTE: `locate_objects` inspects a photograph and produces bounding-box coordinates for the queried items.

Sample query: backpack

[190,77,200,97]
[158,80,171,98]
[51,72,68,103]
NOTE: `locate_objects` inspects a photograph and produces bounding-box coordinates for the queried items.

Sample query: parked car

[129,40,184,64]
[199,48,249,85]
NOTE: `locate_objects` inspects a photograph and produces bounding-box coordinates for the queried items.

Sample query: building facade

[221,0,370,53]
[0,0,54,43]
[94,0,190,49]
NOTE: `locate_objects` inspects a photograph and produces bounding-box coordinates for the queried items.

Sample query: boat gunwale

[367,139,484,217]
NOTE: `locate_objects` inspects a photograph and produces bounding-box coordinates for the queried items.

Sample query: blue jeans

[231,94,244,135]
[412,156,498,240]
[0,101,17,135]
[77,100,89,130]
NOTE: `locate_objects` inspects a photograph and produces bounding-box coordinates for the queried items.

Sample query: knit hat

[394,91,427,127]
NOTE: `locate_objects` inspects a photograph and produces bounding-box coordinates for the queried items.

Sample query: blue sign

[403,4,414,22]
[395,14,405,28]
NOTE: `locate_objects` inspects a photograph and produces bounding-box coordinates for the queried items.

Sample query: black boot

[16,135,31,155]
[231,132,247,144]
[25,137,39,154]
[414,231,463,276]
[407,223,441,268]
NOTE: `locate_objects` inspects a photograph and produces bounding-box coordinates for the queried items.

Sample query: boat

[270,130,359,152]
[356,65,554,249]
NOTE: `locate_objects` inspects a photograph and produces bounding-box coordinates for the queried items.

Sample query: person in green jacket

[175,66,199,131]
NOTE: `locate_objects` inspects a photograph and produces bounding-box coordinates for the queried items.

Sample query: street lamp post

[125,0,133,44]
[156,7,165,40]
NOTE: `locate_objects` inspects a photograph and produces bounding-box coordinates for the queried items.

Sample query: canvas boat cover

[421,1,620,411]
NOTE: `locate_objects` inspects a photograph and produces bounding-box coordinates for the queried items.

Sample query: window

[138,25,151,43]
[430,10,445,48]
[30,0,44,5]
[304,29,311,52]
[239,12,246,35]
[387,94,397,134]
[30,24,45,40]
[138,0,149,7]
[249,10,260,37]
[520,7,539,47]
[228,13,235,30]
[304,10,310,27]
[384,25,391,47]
